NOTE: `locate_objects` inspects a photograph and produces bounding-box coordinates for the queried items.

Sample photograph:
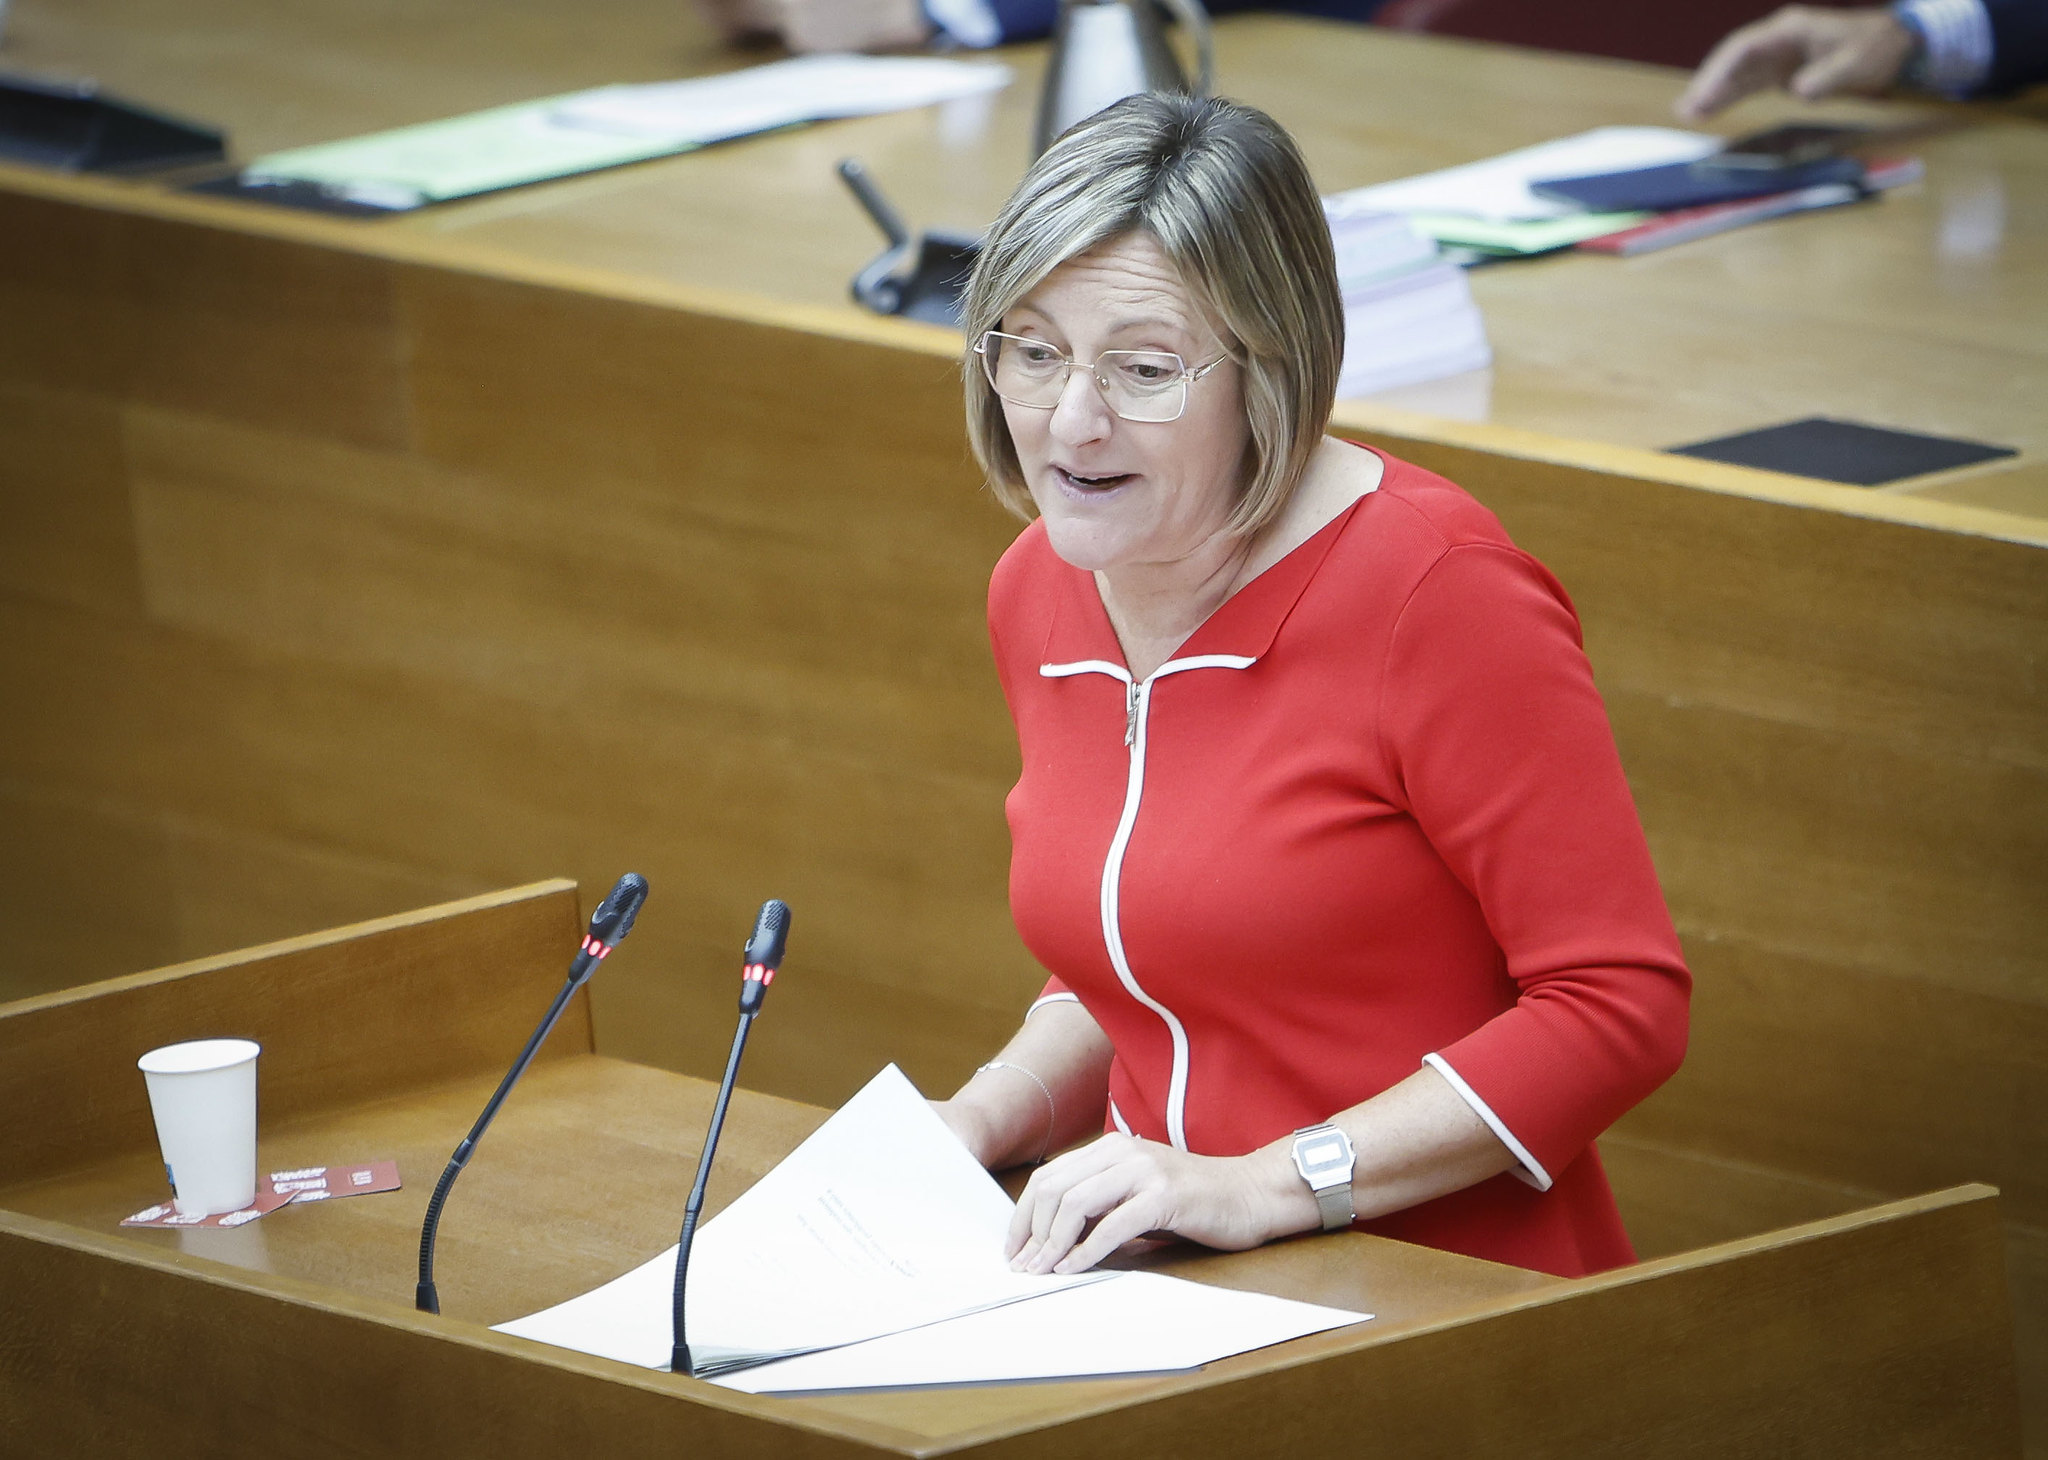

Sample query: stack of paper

[243,54,1011,208]
[494,1065,1370,1389]
[1324,204,1490,399]
[1326,126,1720,256]
[548,55,1009,142]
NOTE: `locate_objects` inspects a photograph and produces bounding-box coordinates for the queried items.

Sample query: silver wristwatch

[1291,1123,1356,1231]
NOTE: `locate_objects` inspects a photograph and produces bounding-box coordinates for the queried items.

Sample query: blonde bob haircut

[963,92,1343,537]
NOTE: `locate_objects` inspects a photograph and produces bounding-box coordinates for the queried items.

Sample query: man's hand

[1678,5,1919,120]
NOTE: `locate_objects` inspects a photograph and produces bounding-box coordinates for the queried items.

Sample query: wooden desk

[0,1,2043,1446]
[9,1,2048,492]
[0,883,2021,1455]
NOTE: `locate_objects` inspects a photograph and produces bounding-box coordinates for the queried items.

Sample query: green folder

[245,96,698,207]
[1406,210,1650,255]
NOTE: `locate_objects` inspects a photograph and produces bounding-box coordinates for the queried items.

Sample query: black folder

[1669,418,2016,486]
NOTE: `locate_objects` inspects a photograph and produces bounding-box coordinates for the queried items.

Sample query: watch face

[1295,1130,1353,1183]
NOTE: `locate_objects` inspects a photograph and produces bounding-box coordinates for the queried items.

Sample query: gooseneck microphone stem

[671,898,790,1377]
[416,872,648,1315]
[669,1008,754,1375]
[416,974,582,1314]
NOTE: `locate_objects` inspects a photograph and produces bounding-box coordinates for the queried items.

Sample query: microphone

[415,872,648,1315]
[671,898,790,1376]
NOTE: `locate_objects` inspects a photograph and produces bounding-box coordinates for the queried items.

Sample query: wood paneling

[0,384,141,616]
[1601,1133,1878,1260]
[1625,936,2048,1227]
[0,1211,912,1460]
[0,909,2019,1459]
[0,189,130,400]
[0,786,184,1000]
[1605,1136,2048,1448]
[0,882,587,1187]
[8,8,2048,485]
[2017,1226,2048,1454]
[0,1188,2016,1456]
[0,576,1037,1096]
[0,782,480,1001]
[0,193,411,449]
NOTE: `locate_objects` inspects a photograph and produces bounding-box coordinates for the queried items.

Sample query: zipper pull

[1124,680,1139,747]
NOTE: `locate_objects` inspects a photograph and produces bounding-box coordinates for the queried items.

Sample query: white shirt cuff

[1421,1052,1554,1192]
[925,0,1003,48]
[1894,0,1994,94]
[1026,990,1080,1017]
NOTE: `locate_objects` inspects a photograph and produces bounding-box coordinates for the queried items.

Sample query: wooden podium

[0,882,2020,1457]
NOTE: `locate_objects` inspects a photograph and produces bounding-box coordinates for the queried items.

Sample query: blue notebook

[1530,155,1866,214]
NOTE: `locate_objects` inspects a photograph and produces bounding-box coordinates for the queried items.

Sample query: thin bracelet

[977,1060,1056,1164]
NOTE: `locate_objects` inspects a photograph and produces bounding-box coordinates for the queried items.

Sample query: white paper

[1329,126,1720,223]
[1334,257,1492,400]
[494,1065,1105,1373]
[715,1270,1370,1393]
[1322,206,1442,293]
[1339,328,1492,400]
[497,1063,1373,1388]
[549,54,1013,145]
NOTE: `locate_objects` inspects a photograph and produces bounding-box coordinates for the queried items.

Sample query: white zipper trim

[1041,652,1256,1150]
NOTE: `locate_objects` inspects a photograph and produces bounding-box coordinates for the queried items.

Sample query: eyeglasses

[973,331,1230,424]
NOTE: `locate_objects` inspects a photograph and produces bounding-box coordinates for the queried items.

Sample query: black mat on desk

[1669,417,2016,486]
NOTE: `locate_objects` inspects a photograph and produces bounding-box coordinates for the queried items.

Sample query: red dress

[990,448,1690,1278]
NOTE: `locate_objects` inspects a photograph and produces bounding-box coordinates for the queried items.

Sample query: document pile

[1323,203,1490,400]
[240,55,1010,210]
[1328,127,1717,257]
[1331,126,1920,259]
[495,1066,1369,1391]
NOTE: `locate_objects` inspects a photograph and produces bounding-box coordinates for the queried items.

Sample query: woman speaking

[933,93,1690,1280]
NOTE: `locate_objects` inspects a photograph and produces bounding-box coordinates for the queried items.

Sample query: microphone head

[744,899,791,971]
[589,873,649,947]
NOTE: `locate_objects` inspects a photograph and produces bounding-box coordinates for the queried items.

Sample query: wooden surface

[0,882,588,1189]
[0,1176,2021,1457]
[0,1,2043,1448]
[0,889,2020,1456]
[5,3,2045,492]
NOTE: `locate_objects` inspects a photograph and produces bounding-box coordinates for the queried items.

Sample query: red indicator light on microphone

[743,963,774,985]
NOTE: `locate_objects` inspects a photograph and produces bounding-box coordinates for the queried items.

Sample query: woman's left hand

[1005,1133,1315,1274]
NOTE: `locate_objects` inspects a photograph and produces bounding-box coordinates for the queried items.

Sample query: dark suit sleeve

[1981,0,2048,92]
[986,0,1058,40]
[973,0,1385,43]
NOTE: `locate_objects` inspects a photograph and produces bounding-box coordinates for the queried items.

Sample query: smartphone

[1698,123,1870,172]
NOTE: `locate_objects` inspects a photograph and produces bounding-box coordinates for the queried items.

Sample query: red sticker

[261,1159,402,1203]
[121,1189,296,1229]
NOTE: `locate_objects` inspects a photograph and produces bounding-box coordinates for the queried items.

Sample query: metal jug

[1033,0,1214,157]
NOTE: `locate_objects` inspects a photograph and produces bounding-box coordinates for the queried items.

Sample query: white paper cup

[137,1038,260,1217]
